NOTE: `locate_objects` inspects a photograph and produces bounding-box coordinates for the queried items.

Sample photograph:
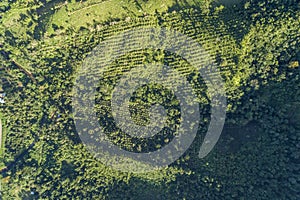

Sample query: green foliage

[0,0,299,199]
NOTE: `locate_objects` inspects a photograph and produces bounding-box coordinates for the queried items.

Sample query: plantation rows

[0,0,299,199]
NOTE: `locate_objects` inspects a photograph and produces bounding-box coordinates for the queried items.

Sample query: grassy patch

[47,0,201,33]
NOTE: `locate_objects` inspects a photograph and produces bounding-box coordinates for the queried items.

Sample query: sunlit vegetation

[0,0,299,199]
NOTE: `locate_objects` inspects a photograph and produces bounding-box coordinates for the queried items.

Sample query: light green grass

[48,0,201,33]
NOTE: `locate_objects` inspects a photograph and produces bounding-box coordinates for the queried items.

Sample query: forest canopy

[0,0,299,199]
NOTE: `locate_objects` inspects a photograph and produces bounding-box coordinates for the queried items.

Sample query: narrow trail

[68,0,111,16]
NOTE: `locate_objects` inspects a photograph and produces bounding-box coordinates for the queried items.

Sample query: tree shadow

[107,177,167,200]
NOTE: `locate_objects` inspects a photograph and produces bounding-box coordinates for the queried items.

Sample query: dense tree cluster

[0,0,299,199]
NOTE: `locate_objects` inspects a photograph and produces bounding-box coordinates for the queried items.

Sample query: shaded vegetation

[0,0,299,199]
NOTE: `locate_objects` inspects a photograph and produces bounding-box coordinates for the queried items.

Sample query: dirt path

[69,1,111,16]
